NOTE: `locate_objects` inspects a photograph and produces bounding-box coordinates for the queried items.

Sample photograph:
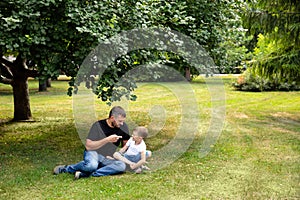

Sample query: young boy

[113,126,151,173]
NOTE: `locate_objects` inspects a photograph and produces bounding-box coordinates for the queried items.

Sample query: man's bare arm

[85,135,122,150]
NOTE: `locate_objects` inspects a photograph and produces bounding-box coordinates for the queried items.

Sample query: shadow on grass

[0,119,14,126]
[0,120,83,169]
[267,114,300,127]
[0,119,38,127]
[0,90,13,96]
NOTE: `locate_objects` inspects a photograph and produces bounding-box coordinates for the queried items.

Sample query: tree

[73,0,249,103]
[1,0,244,121]
[242,0,300,83]
[0,0,123,120]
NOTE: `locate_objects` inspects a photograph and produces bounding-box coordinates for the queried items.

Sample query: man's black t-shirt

[86,119,130,157]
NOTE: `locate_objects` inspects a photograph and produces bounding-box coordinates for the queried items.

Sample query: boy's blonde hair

[133,126,148,139]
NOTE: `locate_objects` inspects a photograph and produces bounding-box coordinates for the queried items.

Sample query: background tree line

[0,0,299,121]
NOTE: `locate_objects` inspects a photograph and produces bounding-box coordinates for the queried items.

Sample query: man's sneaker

[53,165,66,175]
[74,171,82,180]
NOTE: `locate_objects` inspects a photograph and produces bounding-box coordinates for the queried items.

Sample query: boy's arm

[118,144,128,154]
[122,140,128,147]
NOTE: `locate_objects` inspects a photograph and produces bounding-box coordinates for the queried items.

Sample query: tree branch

[0,63,13,78]
[1,56,39,78]
[25,68,39,78]
[0,75,12,84]
[0,56,14,69]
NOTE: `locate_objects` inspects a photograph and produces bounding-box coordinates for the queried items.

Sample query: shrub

[232,70,300,92]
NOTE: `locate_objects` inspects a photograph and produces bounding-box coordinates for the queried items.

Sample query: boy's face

[132,132,143,144]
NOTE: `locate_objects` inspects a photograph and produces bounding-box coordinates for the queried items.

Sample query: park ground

[0,75,299,199]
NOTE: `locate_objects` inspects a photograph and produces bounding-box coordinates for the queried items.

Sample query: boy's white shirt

[125,137,146,156]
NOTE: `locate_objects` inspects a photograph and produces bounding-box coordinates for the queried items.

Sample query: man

[53,106,130,179]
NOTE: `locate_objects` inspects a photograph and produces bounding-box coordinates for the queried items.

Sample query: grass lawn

[0,76,299,200]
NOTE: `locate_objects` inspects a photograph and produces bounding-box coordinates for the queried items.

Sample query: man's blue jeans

[65,150,126,177]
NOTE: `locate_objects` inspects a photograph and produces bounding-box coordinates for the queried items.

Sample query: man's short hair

[109,106,126,118]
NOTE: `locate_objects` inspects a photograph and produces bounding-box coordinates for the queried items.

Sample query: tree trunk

[39,78,51,91]
[12,77,32,121]
[46,78,51,87]
[39,78,47,91]
[185,67,191,81]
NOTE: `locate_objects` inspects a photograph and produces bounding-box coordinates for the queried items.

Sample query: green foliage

[242,0,300,83]
[232,69,300,91]
[243,0,300,43]
[250,33,300,83]
[0,0,127,78]
[1,0,249,108]
[185,0,250,72]
[91,49,194,104]
[0,0,247,78]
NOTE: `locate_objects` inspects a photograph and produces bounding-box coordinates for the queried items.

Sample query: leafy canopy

[1,0,247,104]
[242,0,300,83]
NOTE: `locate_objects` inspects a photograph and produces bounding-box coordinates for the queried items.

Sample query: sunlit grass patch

[0,77,299,199]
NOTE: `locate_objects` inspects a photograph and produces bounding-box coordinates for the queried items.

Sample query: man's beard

[112,120,119,128]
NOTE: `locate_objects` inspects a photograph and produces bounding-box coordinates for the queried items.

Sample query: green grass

[0,76,299,199]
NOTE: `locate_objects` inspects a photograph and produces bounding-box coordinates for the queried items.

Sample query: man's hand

[107,134,122,143]
[85,135,122,151]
